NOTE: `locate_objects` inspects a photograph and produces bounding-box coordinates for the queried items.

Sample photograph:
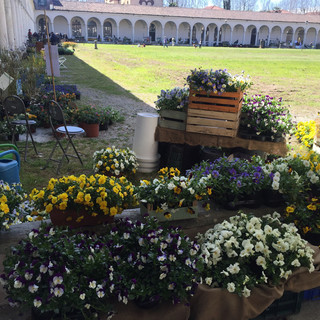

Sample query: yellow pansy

[110,207,117,216]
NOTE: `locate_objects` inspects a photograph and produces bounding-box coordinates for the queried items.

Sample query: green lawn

[6,44,320,192]
[70,44,320,112]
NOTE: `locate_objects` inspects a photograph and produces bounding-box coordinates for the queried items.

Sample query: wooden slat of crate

[158,110,187,131]
[186,108,240,137]
[189,90,243,113]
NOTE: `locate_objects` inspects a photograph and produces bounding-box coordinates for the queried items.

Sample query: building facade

[35,1,320,47]
[1,0,320,50]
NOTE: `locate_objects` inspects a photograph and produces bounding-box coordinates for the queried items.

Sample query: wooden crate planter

[158,110,187,131]
[186,90,243,137]
[186,108,241,137]
[188,89,243,113]
[140,201,198,221]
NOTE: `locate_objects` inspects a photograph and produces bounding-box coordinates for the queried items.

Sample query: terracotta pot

[80,122,99,137]
[50,207,114,228]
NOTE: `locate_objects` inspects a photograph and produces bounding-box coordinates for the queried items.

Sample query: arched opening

[149,23,156,42]
[88,20,97,38]
[284,27,293,45]
[250,28,257,45]
[104,21,112,38]
[38,18,47,35]
[72,19,82,38]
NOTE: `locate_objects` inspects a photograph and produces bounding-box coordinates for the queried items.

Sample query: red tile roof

[50,1,320,24]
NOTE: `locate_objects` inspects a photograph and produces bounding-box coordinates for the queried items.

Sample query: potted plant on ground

[138,167,211,221]
[93,146,138,177]
[197,212,315,297]
[75,104,100,137]
[30,174,138,227]
[155,87,189,131]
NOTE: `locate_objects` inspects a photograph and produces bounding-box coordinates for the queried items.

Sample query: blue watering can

[0,150,20,185]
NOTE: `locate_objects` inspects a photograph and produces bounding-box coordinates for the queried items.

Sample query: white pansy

[227,282,236,293]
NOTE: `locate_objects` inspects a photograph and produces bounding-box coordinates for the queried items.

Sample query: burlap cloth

[108,244,320,320]
[189,244,320,320]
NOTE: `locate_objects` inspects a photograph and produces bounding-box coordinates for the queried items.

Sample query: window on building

[72,19,82,38]
[38,0,47,5]
[104,21,112,38]
[88,20,97,38]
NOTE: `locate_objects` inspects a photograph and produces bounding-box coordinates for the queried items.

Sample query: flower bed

[240,94,294,141]
[138,167,210,219]
[0,181,36,230]
[198,212,315,297]
[30,174,138,223]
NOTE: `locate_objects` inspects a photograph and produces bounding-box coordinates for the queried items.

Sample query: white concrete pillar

[230,27,233,44]
[0,0,8,49]
[132,25,134,43]
[84,22,88,41]
[116,23,119,38]
[100,23,104,41]
[4,0,15,49]
[176,27,179,44]
[68,22,72,39]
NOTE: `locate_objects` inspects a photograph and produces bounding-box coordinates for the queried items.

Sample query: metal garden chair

[43,100,84,174]
[3,95,39,161]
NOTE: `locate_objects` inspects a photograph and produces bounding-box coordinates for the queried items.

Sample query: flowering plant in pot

[295,120,316,149]
[76,104,100,125]
[261,153,320,205]
[186,68,252,94]
[0,181,36,230]
[240,94,294,141]
[197,212,315,297]
[284,197,320,242]
[105,216,203,306]
[187,156,266,208]
[93,146,138,177]
[30,174,138,226]
[0,224,115,319]
[138,167,210,219]
[155,87,189,112]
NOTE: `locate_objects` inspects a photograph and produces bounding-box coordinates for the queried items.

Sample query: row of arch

[37,14,320,46]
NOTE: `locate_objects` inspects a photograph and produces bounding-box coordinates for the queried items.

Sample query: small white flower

[80,293,86,300]
[33,299,42,308]
[53,286,64,297]
[227,282,235,293]
[159,273,167,280]
[28,284,39,293]
[89,280,97,289]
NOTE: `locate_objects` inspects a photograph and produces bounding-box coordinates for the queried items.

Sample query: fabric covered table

[155,127,287,156]
[105,244,320,320]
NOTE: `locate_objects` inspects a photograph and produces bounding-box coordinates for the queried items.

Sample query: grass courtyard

[10,45,320,192]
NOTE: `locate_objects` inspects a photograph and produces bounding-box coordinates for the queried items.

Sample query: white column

[132,23,135,43]
[116,23,119,38]
[189,24,193,45]
[242,28,246,45]
[176,27,179,44]
[68,22,72,39]
[100,23,104,41]
[0,0,8,49]
[230,27,233,44]
[84,22,88,41]
[4,0,15,49]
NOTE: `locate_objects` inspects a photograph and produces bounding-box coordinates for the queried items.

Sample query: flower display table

[155,127,287,156]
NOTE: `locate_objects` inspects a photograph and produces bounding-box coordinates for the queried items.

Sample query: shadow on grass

[61,54,153,108]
